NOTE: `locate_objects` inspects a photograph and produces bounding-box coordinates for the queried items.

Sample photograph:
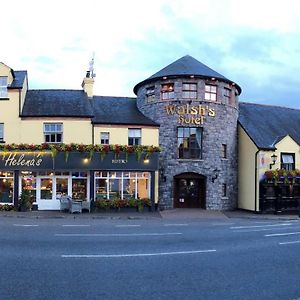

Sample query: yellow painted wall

[0,63,14,84]
[94,126,159,146]
[238,125,258,211]
[20,119,92,144]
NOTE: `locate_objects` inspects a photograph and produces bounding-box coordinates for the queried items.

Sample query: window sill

[0,97,9,100]
[177,159,204,162]
[0,140,5,144]
[221,197,229,200]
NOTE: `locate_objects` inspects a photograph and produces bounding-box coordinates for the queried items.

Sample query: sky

[2,0,300,108]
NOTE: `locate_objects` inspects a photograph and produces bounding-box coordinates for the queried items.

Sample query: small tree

[18,190,32,211]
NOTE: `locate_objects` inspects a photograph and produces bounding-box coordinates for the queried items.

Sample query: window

[44,123,63,143]
[161,83,174,100]
[182,83,197,99]
[0,172,14,203]
[0,123,3,142]
[205,84,217,101]
[221,144,227,159]
[146,86,155,103]
[0,77,8,98]
[222,184,227,197]
[224,88,231,104]
[128,128,141,145]
[100,132,109,144]
[95,171,150,200]
[281,153,295,171]
[177,127,202,159]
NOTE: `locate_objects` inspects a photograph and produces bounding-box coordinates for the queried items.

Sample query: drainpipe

[92,123,95,145]
[254,149,260,212]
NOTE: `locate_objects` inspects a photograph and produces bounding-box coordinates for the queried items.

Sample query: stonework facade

[135,73,239,210]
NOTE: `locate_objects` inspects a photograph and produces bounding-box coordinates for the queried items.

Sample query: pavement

[0,208,299,220]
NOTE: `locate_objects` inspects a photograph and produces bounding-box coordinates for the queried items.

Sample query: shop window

[161,83,174,100]
[0,123,4,142]
[95,171,150,200]
[0,172,14,203]
[100,132,109,144]
[21,171,37,203]
[182,83,197,99]
[222,183,227,197]
[146,86,155,103]
[221,144,227,159]
[128,128,141,145]
[205,84,217,101]
[177,127,202,159]
[281,153,295,170]
[44,123,63,143]
[0,77,8,98]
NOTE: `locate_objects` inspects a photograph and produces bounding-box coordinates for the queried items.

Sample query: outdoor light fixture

[211,168,220,183]
[143,158,150,164]
[83,157,89,164]
[269,153,278,169]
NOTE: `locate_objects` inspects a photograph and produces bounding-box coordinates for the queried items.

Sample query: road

[0,216,300,300]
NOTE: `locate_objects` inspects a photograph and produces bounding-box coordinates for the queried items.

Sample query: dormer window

[0,77,8,98]
[161,83,174,100]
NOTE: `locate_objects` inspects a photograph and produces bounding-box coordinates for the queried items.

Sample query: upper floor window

[146,86,155,103]
[177,127,202,159]
[0,77,8,98]
[100,132,109,144]
[44,123,63,143]
[182,83,197,99]
[222,183,227,197]
[128,128,141,145]
[161,83,174,100]
[224,88,231,104]
[0,123,3,142]
[205,84,217,101]
[281,153,295,171]
[221,144,227,159]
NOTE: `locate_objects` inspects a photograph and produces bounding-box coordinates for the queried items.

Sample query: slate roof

[239,102,300,150]
[91,96,158,126]
[9,71,27,89]
[22,90,94,117]
[134,55,241,95]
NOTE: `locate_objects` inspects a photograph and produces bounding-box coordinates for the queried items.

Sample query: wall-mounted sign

[112,159,128,164]
[165,104,216,125]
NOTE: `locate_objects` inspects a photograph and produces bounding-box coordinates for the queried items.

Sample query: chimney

[82,56,95,98]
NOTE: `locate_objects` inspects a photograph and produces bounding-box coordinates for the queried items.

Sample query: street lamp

[269,153,278,169]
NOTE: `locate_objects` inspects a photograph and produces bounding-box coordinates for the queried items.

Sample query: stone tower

[134,55,241,210]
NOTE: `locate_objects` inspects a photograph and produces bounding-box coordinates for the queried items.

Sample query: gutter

[254,149,260,212]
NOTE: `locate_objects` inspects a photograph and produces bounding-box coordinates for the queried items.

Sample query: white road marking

[232,226,300,233]
[115,225,141,228]
[230,223,292,229]
[61,249,216,258]
[163,224,188,227]
[55,232,182,237]
[265,231,300,237]
[279,240,300,245]
[212,223,235,226]
[62,225,91,227]
[13,224,39,227]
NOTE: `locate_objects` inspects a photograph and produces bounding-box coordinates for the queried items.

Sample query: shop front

[0,150,159,210]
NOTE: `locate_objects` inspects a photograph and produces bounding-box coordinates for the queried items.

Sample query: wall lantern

[211,168,220,183]
[269,153,278,169]
[143,158,150,164]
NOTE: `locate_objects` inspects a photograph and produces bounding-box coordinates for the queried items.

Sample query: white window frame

[128,128,141,145]
[100,132,110,145]
[0,77,8,98]
[44,123,63,143]
[161,83,175,100]
[182,83,197,99]
[205,84,217,101]
[0,123,3,141]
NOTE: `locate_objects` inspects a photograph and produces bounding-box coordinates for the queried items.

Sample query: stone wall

[136,78,239,210]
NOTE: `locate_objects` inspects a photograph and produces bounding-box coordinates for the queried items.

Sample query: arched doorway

[174,173,206,208]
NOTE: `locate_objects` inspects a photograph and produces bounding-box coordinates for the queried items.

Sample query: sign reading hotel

[165,104,216,125]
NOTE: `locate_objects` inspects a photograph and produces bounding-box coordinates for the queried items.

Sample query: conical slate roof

[133,55,241,94]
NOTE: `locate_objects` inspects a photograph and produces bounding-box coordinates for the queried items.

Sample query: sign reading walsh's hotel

[165,104,216,125]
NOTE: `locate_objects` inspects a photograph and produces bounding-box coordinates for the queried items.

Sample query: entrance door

[174,173,206,208]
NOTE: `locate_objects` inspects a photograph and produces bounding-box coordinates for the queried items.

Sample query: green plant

[18,190,33,211]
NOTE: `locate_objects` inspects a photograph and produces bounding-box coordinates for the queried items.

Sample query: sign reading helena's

[165,104,216,125]
[4,153,43,167]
